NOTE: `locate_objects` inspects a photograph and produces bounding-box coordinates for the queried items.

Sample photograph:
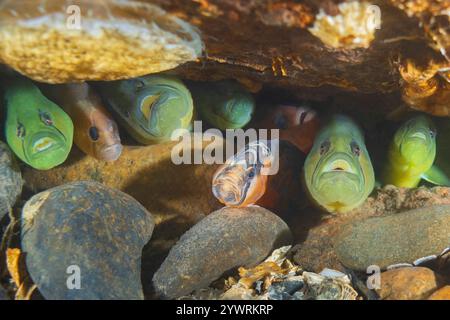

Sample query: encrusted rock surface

[1,0,448,115]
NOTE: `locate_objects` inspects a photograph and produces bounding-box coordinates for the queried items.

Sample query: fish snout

[321,153,357,174]
[97,144,123,162]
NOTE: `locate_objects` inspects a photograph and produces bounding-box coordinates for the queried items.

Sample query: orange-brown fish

[212,140,276,208]
[257,105,320,153]
[41,83,123,161]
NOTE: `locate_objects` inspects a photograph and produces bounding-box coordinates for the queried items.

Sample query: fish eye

[89,127,100,141]
[135,80,145,91]
[247,169,256,179]
[429,129,437,139]
[39,110,53,126]
[319,140,330,156]
[16,123,26,139]
[351,141,361,156]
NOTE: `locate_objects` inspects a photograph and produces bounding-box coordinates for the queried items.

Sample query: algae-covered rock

[334,205,450,271]
[21,181,154,300]
[0,141,22,220]
[152,206,292,299]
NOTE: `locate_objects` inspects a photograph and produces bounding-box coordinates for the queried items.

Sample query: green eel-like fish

[382,115,450,188]
[2,76,74,170]
[98,75,194,145]
[189,80,255,130]
[303,115,375,214]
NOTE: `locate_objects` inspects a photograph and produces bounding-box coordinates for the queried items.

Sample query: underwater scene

[0,0,449,303]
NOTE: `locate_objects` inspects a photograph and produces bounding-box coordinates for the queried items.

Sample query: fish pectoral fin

[422,166,450,186]
[374,180,382,188]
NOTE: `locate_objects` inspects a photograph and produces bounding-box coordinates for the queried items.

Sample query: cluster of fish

[212,112,450,214]
[0,75,255,170]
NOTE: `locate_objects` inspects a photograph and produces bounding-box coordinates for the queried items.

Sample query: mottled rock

[0,141,22,220]
[377,267,444,300]
[0,0,202,83]
[152,206,292,299]
[428,286,450,300]
[334,205,450,271]
[21,181,154,300]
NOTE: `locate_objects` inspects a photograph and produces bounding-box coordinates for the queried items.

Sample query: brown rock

[292,186,450,273]
[428,286,450,300]
[152,206,292,299]
[0,0,202,83]
[377,267,444,300]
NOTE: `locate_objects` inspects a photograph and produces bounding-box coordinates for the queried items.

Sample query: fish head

[214,81,254,129]
[132,76,193,141]
[212,141,272,207]
[7,103,73,170]
[393,115,436,168]
[304,115,375,213]
[87,108,123,161]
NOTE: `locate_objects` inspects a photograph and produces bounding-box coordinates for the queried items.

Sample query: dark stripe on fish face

[137,85,190,137]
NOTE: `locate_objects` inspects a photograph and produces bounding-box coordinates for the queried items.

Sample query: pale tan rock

[0,0,203,83]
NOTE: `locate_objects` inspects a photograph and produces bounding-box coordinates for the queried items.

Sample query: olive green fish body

[3,77,74,170]
[190,80,254,130]
[98,75,193,145]
[303,115,375,214]
[382,115,437,188]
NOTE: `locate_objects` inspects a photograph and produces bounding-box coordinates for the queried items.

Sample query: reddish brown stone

[377,267,444,300]
[428,286,450,300]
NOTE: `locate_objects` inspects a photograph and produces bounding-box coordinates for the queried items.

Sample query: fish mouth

[97,144,123,162]
[323,159,356,174]
[410,132,427,140]
[312,153,363,191]
[26,132,65,160]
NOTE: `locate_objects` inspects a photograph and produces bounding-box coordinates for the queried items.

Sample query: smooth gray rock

[334,205,450,271]
[0,141,22,220]
[21,181,154,300]
[153,206,292,299]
